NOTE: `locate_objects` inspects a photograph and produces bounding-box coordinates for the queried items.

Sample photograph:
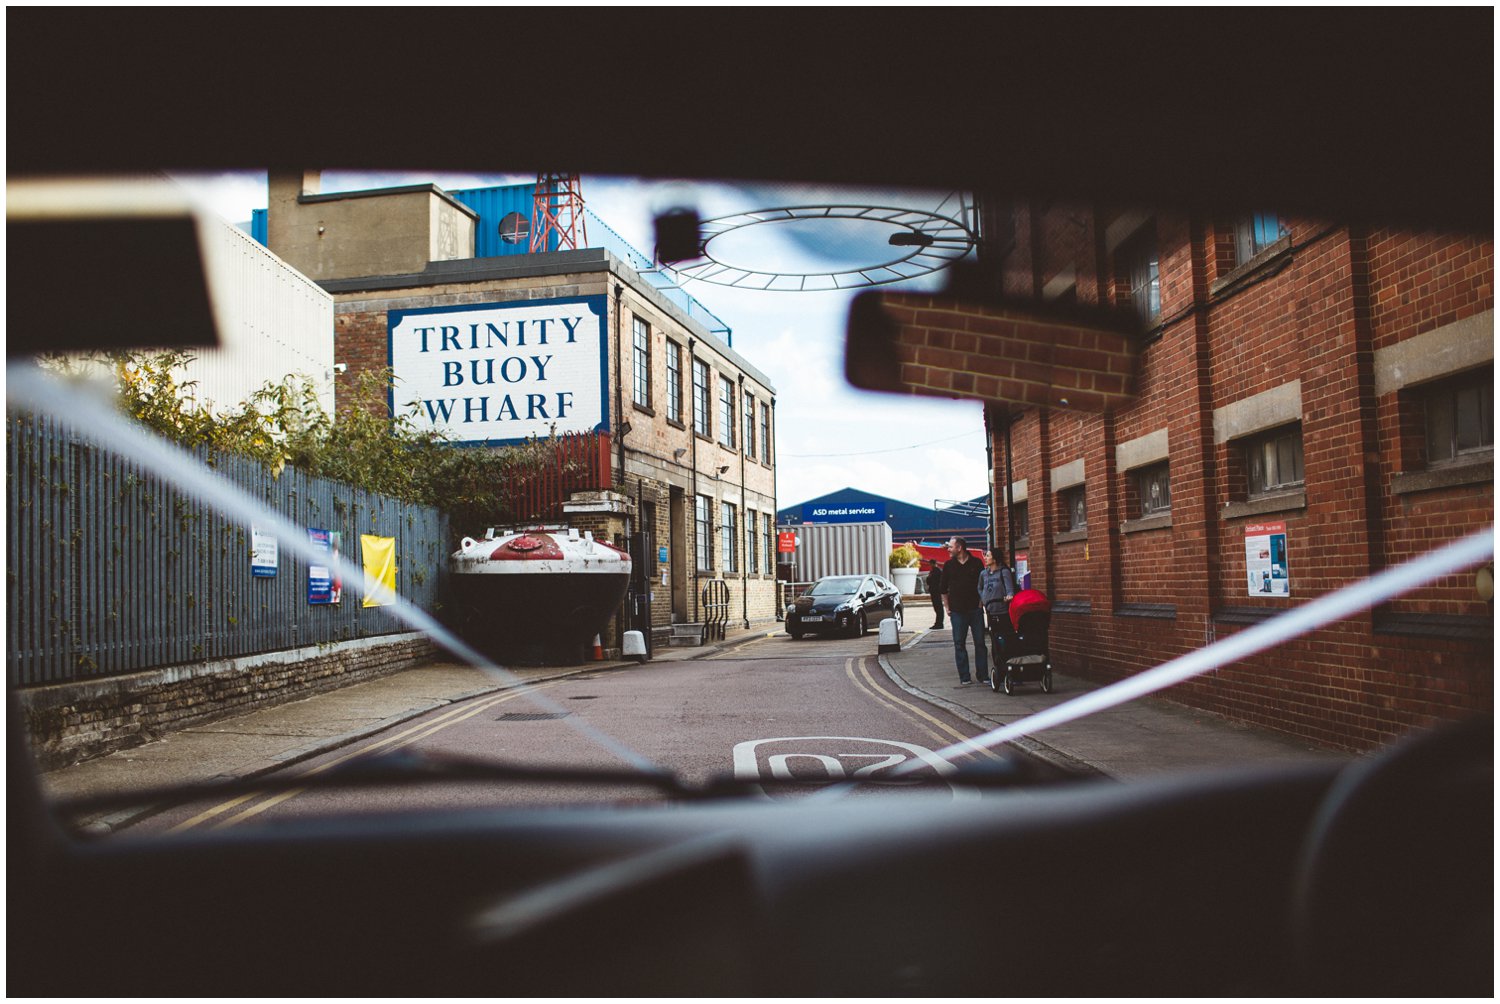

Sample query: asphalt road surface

[139,632,1014,834]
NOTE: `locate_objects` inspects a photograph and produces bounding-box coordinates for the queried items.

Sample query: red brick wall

[994,205,1491,752]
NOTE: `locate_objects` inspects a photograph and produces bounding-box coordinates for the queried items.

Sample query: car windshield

[12,165,1492,834]
[7,16,1491,848]
[810,577,864,596]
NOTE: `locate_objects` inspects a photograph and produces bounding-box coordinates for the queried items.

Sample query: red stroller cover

[1009,588,1051,631]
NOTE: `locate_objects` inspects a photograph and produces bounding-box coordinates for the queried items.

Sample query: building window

[760,402,772,464]
[631,316,651,409]
[665,340,683,423]
[1132,463,1171,518]
[721,502,738,572]
[1119,229,1160,326]
[719,376,736,449]
[1235,212,1287,264]
[1425,368,1493,465]
[764,513,775,573]
[747,508,759,573]
[695,494,712,570]
[1060,486,1087,531]
[692,359,710,437]
[1246,426,1304,497]
[744,390,756,457]
[1010,500,1029,541]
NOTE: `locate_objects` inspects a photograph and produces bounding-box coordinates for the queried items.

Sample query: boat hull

[446,528,632,666]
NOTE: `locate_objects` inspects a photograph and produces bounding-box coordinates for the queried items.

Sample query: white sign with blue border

[388,295,610,445]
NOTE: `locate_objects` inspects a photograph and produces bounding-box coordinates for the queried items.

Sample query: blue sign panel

[307,528,342,605]
[801,501,887,524]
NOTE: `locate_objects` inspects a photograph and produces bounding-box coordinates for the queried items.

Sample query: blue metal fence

[6,412,449,688]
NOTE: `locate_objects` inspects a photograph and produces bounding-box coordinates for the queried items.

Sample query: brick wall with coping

[991,203,1491,752]
[21,633,438,770]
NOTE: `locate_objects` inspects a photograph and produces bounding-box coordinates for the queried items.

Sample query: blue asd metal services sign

[388,295,610,446]
[801,501,887,524]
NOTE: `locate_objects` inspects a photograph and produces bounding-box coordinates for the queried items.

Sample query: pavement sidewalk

[39,619,1343,831]
[882,623,1344,779]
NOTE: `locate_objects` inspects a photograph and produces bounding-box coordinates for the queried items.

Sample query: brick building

[986,205,1491,752]
[265,172,780,651]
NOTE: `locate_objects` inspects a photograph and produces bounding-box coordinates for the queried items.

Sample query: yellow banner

[360,534,397,608]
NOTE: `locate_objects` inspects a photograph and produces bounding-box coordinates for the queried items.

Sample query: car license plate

[802,615,825,622]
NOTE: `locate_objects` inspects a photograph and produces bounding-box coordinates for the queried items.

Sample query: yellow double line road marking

[168,681,566,833]
[843,657,1003,763]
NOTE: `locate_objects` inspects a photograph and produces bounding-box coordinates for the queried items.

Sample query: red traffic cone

[592,634,604,660]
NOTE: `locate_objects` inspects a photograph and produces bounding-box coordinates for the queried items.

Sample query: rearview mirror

[844,290,1144,413]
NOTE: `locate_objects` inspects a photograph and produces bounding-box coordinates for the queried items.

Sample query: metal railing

[700,578,730,642]
[7,412,448,687]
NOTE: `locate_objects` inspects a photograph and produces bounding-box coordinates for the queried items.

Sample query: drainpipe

[613,284,626,490]
[984,405,996,549]
[689,337,699,623]
[738,373,749,628]
[770,396,780,619]
[1004,409,1016,565]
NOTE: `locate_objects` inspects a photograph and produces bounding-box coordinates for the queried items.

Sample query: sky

[170,171,992,514]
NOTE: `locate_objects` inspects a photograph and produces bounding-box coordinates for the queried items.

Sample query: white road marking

[732,736,975,800]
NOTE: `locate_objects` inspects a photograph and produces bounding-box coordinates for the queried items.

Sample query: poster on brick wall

[387,295,609,446]
[1245,521,1290,597]
[1015,551,1030,590]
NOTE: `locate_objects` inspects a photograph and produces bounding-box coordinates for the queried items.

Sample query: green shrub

[889,543,921,569]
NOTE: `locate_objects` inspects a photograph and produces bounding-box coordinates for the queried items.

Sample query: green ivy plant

[45,351,582,532]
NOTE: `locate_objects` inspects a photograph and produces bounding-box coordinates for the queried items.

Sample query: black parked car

[786,574,903,639]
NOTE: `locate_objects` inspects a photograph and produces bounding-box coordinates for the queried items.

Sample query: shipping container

[775,521,893,584]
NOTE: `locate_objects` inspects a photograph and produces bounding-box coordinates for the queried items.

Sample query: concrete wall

[267,170,477,282]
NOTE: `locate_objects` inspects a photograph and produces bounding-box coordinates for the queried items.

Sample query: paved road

[135,632,1022,834]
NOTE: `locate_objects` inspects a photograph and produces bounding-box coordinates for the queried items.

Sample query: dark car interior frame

[7,11,1492,996]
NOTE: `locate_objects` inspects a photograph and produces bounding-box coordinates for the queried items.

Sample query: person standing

[942,536,987,685]
[980,548,1018,669]
[926,558,945,628]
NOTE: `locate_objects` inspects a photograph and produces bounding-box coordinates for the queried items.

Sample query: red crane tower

[529,173,589,253]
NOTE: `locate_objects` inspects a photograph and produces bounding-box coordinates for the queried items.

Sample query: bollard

[878,617,900,654]
[622,630,647,663]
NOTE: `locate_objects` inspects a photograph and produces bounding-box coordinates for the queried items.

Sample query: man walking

[942,536,988,686]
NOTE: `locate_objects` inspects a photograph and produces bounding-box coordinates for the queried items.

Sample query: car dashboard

[10,716,1490,996]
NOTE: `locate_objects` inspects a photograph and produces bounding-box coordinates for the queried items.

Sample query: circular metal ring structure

[663,204,976,291]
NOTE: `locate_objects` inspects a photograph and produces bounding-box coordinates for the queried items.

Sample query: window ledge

[1373,611,1493,640]
[1054,528,1089,544]
[632,402,655,418]
[666,417,685,431]
[1012,536,1032,551]
[1220,490,1306,520]
[694,431,713,444]
[1053,599,1092,615]
[1211,234,1294,296]
[1213,606,1286,626]
[1115,603,1177,620]
[1120,513,1173,534]
[1392,455,1493,495]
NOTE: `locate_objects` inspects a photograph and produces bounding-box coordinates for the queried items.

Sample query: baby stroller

[990,588,1053,695]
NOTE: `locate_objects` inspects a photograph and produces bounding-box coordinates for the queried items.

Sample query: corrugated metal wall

[775,521,894,583]
[7,413,448,688]
[189,217,336,416]
[449,184,541,258]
